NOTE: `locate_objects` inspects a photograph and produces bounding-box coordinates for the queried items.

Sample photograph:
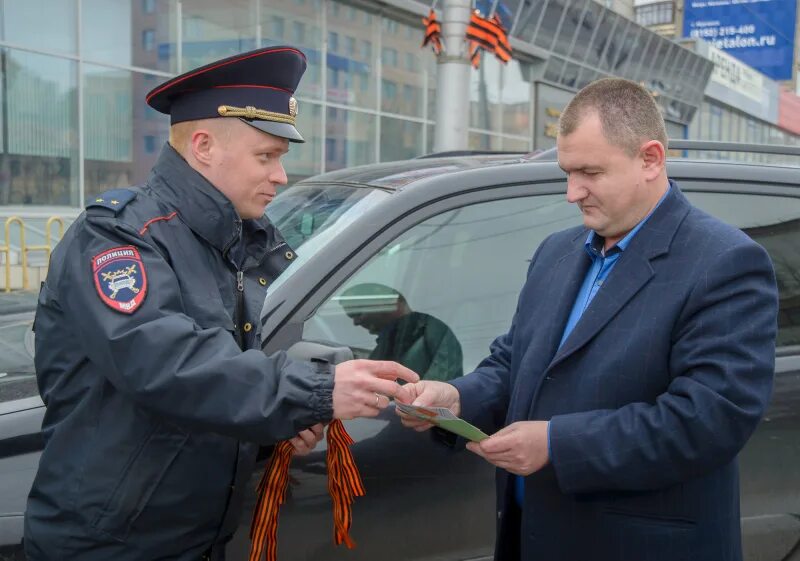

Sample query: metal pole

[434,0,471,152]
[0,0,8,206]
[77,0,85,207]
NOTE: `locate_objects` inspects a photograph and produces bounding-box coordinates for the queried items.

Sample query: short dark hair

[559,78,668,156]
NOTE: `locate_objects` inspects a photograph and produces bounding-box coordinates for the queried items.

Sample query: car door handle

[287,340,354,365]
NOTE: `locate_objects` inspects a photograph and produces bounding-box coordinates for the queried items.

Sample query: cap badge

[217,104,296,125]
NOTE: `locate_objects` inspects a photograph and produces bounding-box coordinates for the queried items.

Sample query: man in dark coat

[400,78,778,561]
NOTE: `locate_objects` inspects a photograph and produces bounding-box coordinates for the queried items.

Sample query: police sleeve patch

[92,246,148,314]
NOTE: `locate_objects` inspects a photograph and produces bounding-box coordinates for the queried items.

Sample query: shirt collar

[584,181,672,258]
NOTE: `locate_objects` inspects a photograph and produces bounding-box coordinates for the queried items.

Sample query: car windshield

[265,183,390,293]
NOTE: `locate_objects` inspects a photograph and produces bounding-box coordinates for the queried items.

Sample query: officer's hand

[396,381,461,432]
[289,423,325,456]
[332,360,419,420]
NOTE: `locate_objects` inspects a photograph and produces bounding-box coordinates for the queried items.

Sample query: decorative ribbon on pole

[491,14,512,63]
[468,40,483,69]
[465,6,512,68]
[422,8,444,54]
[248,419,365,561]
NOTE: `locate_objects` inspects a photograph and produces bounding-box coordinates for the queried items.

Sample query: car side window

[684,190,800,349]
[301,194,582,378]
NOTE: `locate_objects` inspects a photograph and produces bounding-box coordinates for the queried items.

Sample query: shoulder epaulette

[86,188,137,215]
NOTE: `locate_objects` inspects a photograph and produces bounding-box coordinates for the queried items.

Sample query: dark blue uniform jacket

[25,145,334,560]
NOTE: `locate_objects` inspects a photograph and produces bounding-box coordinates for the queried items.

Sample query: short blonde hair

[168,118,234,155]
[559,78,668,156]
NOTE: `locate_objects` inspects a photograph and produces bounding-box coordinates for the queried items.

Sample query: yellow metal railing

[25,216,64,267]
[2,217,28,293]
[1,216,64,292]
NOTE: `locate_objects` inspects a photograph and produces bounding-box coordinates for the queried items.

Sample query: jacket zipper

[229,224,286,350]
[225,219,246,350]
[235,270,245,349]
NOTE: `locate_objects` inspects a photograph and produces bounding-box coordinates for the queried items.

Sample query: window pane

[502,136,531,151]
[515,0,548,44]
[284,101,322,181]
[83,0,178,73]
[0,49,78,206]
[180,0,257,70]
[302,194,582,376]
[470,55,502,133]
[426,124,434,154]
[468,132,502,150]
[381,17,425,117]
[535,83,572,150]
[83,66,170,201]
[325,108,375,171]
[560,61,580,89]
[552,0,587,57]
[380,117,422,162]
[501,60,532,137]
[426,53,437,123]
[615,26,641,76]
[534,0,566,50]
[685,191,800,347]
[327,4,377,109]
[543,56,565,83]
[568,1,602,64]
[260,1,323,100]
[575,66,600,90]
[594,12,619,72]
[0,0,76,55]
[623,25,651,81]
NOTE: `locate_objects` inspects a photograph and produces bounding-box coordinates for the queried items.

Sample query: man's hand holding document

[395,380,487,442]
[395,402,488,442]
[396,380,550,476]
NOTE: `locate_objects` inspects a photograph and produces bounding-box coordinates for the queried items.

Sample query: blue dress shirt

[514,184,671,508]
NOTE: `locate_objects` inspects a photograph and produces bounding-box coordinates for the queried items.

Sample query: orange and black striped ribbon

[248,419,364,561]
[326,419,366,547]
[466,11,498,57]
[491,14,512,63]
[468,40,482,69]
[465,11,513,68]
[248,440,293,561]
[422,9,444,54]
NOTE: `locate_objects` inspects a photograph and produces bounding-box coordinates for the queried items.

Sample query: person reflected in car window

[340,283,463,381]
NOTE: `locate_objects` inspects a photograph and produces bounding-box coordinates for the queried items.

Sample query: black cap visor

[241,118,305,143]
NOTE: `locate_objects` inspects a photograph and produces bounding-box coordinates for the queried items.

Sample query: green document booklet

[395,402,489,442]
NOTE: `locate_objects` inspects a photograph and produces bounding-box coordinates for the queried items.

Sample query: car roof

[298,152,800,192]
[299,153,535,190]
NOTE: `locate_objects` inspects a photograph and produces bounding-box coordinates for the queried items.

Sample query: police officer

[25,46,418,560]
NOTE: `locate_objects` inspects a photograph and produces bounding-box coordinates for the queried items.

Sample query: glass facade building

[0,0,709,212]
[0,0,794,215]
[688,99,800,165]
